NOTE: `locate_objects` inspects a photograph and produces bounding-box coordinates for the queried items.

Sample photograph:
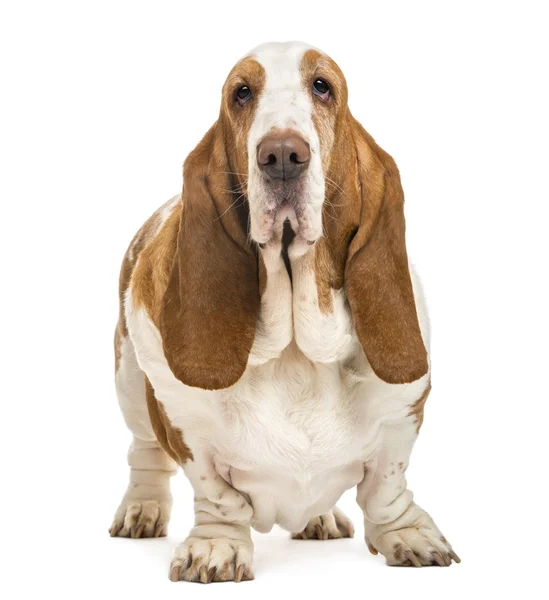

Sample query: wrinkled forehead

[223,41,346,104]
[247,41,317,90]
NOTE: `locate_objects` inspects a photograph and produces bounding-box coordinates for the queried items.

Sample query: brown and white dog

[110,41,459,582]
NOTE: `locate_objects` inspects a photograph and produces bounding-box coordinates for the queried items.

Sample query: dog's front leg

[248,230,293,365]
[356,392,460,567]
[170,455,254,583]
[288,239,354,363]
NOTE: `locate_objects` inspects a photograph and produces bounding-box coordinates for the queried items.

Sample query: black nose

[257,129,311,180]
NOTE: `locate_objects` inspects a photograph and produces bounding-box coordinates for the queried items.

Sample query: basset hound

[110,41,460,582]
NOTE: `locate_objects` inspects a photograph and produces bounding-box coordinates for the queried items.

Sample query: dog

[110,41,459,582]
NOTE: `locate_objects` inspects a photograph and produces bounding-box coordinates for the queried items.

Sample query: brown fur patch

[258,251,268,296]
[114,325,123,372]
[114,199,176,370]
[145,376,193,464]
[314,239,336,314]
[130,203,181,325]
[345,119,429,384]
[408,381,432,433]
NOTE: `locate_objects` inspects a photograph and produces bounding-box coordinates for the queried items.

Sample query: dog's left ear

[160,123,260,390]
[345,117,428,384]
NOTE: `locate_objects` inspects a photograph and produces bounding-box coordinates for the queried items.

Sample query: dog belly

[225,461,364,533]
[206,353,372,533]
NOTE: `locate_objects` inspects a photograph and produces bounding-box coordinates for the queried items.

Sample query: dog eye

[236,85,252,105]
[312,78,330,100]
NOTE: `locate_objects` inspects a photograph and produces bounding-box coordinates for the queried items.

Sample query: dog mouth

[256,204,319,249]
[251,177,322,246]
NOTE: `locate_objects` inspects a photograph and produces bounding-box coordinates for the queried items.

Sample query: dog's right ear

[160,123,260,390]
[344,117,429,384]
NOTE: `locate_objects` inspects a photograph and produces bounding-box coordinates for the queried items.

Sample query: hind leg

[109,331,178,538]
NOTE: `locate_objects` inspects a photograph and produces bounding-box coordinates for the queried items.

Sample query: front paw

[109,498,171,538]
[170,537,254,583]
[366,513,460,567]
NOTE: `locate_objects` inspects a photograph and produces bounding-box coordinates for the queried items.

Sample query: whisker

[323,189,345,221]
[322,208,337,222]
[324,176,351,201]
[324,175,343,190]
[210,182,248,195]
[323,195,345,209]
[215,171,249,177]
[214,192,247,221]
[324,202,345,208]
[324,184,347,208]
[324,182,346,198]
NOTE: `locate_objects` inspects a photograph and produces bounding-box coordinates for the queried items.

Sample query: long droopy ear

[160,123,260,390]
[345,118,428,384]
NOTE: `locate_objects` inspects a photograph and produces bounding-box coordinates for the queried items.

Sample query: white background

[1,1,548,598]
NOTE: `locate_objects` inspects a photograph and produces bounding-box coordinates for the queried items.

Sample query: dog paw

[367,515,460,567]
[170,537,254,583]
[292,507,354,540]
[109,498,171,538]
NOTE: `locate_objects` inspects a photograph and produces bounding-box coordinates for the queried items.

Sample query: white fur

[289,244,355,363]
[248,225,293,366]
